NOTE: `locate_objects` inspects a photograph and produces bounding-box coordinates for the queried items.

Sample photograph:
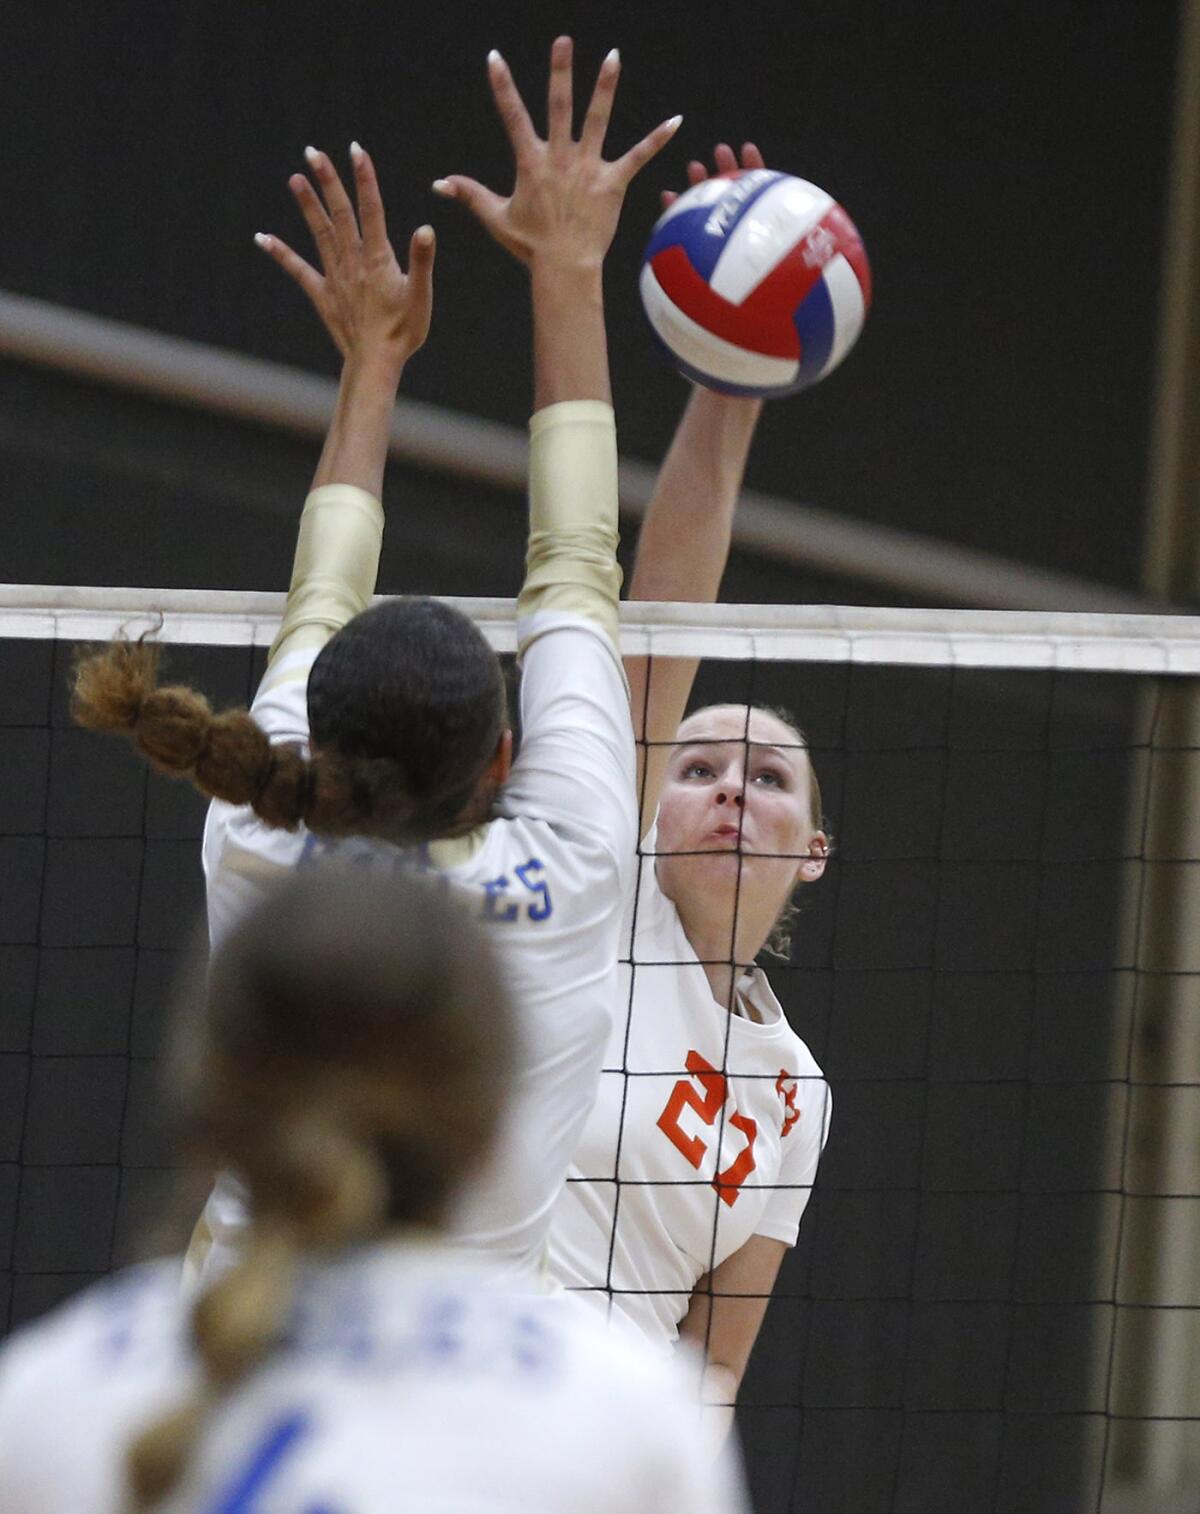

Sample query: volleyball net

[1,588,1198,1514]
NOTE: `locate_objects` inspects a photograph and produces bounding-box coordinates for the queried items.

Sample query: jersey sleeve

[264,483,384,683]
[503,400,637,865]
[517,400,623,654]
[753,1072,832,1247]
[202,481,382,938]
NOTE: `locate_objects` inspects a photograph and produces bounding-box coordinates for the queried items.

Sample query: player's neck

[675,897,771,1013]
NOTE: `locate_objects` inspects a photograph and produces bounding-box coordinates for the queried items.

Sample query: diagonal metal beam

[0,286,1173,614]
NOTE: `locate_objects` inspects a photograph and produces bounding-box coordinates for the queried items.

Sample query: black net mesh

[0,623,1196,1513]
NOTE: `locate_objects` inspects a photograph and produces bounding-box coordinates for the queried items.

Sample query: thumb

[432,175,507,229]
[407,223,437,280]
[405,225,436,343]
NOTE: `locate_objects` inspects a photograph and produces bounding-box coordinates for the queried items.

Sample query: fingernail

[415,225,434,246]
[304,145,320,163]
[606,47,620,64]
[667,115,684,130]
[254,233,271,248]
[487,49,502,64]
[432,178,453,196]
[350,140,364,161]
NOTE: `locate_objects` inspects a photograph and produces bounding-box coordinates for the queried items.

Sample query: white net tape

[4,583,1200,672]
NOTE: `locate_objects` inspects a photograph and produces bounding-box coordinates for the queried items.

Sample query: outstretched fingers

[713,142,737,175]
[614,113,683,188]
[350,142,389,254]
[546,34,574,151]
[579,47,620,156]
[288,171,338,271]
[487,50,539,162]
[304,146,361,252]
[741,141,766,170]
[254,232,324,308]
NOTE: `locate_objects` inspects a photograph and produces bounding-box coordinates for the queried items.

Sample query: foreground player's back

[0,1243,748,1514]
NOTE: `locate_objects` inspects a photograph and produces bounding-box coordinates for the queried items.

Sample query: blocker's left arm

[255,144,434,675]
[678,1232,788,1445]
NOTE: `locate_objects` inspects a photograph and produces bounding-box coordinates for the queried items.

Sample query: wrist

[529,254,605,291]
[341,345,408,391]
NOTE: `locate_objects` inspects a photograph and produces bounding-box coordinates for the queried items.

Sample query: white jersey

[547,837,831,1343]
[0,1241,749,1514]
[198,610,635,1283]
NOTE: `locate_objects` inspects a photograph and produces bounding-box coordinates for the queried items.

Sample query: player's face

[655,705,823,935]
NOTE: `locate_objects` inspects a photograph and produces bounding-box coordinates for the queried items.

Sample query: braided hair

[72,598,508,843]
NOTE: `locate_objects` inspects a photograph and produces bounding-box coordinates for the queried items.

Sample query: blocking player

[0,867,749,1512]
[547,144,832,1437]
[72,40,680,1286]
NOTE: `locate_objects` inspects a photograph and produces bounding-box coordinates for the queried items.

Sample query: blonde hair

[126,865,514,1508]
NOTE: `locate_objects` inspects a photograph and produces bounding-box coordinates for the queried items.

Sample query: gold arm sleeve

[266,484,385,673]
[517,400,622,652]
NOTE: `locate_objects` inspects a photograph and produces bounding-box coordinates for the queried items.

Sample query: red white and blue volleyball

[640,170,872,397]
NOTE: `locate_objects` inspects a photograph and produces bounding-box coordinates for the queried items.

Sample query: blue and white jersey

[0,1243,749,1513]
[198,609,637,1285]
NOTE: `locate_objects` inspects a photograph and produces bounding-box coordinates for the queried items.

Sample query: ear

[797,830,829,884]
[487,727,514,788]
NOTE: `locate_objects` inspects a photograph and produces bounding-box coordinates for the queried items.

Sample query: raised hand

[256,144,435,370]
[661,141,766,209]
[434,37,681,270]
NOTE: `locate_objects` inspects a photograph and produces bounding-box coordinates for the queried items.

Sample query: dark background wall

[0,0,1181,601]
[0,2,1186,1510]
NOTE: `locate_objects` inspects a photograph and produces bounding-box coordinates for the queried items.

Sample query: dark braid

[71,598,508,843]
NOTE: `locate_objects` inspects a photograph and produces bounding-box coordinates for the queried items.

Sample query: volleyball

[639,169,872,397]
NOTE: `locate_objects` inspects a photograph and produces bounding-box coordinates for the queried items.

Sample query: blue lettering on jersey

[297,835,554,924]
[514,858,553,920]
[204,1409,336,1513]
[420,1294,468,1361]
[484,857,553,924]
[483,874,520,922]
[512,1311,556,1375]
[290,1284,563,1383]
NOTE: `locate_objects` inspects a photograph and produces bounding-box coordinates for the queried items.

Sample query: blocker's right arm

[435,39,680,849]
[435,38,681,661]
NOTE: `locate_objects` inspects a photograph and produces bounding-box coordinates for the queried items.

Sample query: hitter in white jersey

[73,43,682,1285]
[547,142,833,1434]
[0,866,748,1513]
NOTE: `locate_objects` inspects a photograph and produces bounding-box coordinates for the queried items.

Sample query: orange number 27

[656,1050,758,1207]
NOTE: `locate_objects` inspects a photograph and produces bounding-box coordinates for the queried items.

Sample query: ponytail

[71,639,477,842]
[121,861,514,1507]
[125,1114,389,1508]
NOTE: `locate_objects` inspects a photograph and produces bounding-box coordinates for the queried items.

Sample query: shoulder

[749,970,826,1075]
[0,1262,181,1409]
